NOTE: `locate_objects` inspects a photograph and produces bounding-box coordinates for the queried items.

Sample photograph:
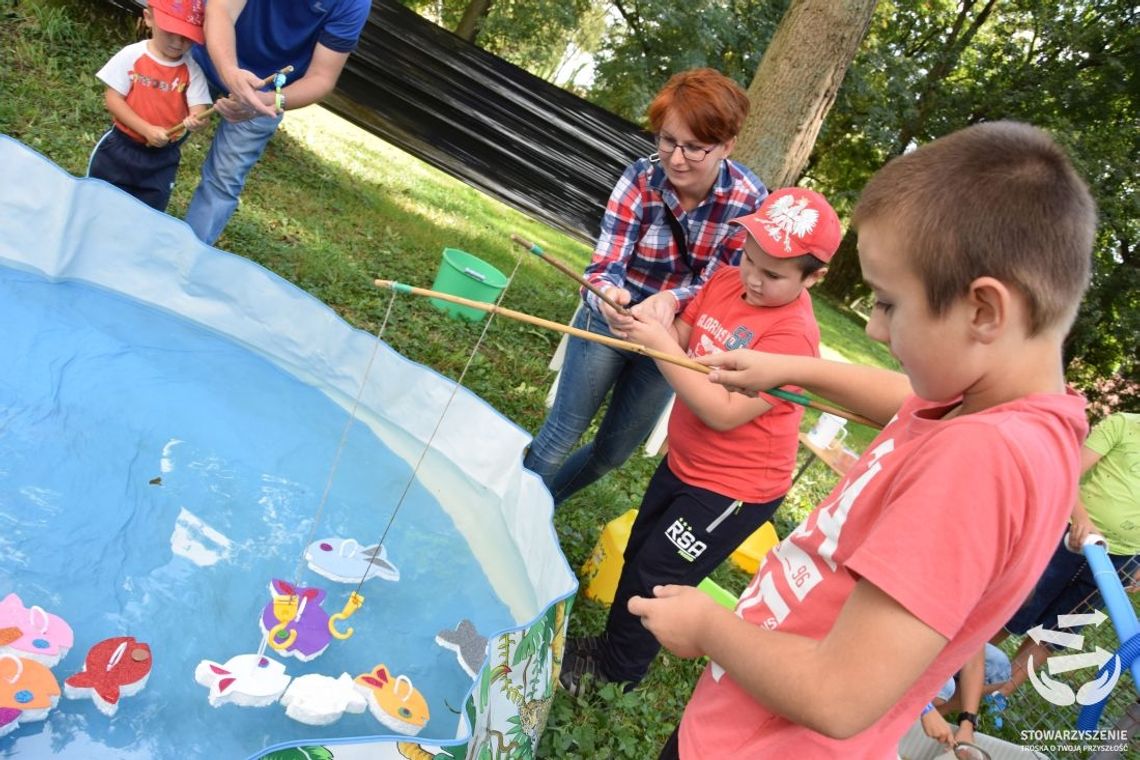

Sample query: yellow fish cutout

[353,664,429,736]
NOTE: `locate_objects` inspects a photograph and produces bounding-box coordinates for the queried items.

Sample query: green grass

[0,2,898,755]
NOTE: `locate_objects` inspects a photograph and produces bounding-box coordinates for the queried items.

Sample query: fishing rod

[510,234,631,316]
[165,65,295,139]
[373,279,881,429]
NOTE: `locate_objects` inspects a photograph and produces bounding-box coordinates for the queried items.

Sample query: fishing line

[350,251,528,598]
[255,291,402,660]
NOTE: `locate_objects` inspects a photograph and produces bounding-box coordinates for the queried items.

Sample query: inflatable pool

[0,135,576,759]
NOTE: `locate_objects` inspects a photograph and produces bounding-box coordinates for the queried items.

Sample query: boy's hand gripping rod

[373,279,880,429]
[166,65,295,138]
[510,234,631,316]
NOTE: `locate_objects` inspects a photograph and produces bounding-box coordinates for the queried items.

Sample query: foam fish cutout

[0,707,21,738]
[279,672,367,726]
[305,537,399,584]
[0,593,74,667]
[63,636,152,716]
[0,654,61,736]
[435,619,488,679]
[258,579,332,661]
[194,653,291,708]
[354,664,429,736]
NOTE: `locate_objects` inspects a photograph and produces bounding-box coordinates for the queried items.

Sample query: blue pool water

[0,265,513,758]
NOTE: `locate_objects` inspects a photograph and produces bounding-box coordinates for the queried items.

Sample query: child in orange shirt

[560,188,838,695]
[87,0,210,211]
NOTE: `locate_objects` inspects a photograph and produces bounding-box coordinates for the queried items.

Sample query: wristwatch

[957,711,978,728]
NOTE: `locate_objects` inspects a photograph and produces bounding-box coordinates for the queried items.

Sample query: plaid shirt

[583,157,767,312]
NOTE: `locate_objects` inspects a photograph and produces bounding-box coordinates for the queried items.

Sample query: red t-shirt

[668,266,819,502]
[680,391,1088,758]
[96,40,210,144]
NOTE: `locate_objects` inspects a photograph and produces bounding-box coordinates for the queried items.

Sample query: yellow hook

[267,593,300,651]
[328,591,365,640]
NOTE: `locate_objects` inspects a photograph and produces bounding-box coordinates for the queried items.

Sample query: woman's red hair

[647,68,750,144]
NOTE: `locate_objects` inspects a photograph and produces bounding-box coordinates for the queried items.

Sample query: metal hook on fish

[329,591,364,640]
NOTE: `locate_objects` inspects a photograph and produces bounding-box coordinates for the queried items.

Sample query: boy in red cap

[560,187,840,696]
[87,0,211,211]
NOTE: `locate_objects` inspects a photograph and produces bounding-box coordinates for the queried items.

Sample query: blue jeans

[523,305,673,505]
[185,112,283,244]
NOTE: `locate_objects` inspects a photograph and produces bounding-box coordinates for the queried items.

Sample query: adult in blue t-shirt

[186,0,371,245]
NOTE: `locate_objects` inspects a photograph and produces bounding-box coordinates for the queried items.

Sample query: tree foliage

[808,0,1138,394]
[401,0,608,84]
[587,0,788,122]
[401,0,1137,395]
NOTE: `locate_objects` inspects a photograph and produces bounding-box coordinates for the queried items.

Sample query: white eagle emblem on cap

[762,194,818,252]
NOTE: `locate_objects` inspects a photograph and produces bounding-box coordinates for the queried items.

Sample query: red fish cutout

[63,636,152,716]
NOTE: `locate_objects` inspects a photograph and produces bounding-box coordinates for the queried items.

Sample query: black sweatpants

[598,457,782,685]
[88,127,183,212]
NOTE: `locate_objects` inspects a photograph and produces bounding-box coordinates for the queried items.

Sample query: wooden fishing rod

[510,233,631,316]
[166,65,295,138]
[373,279,881,429]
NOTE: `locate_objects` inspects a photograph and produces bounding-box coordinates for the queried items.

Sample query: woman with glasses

[524,68,768,505]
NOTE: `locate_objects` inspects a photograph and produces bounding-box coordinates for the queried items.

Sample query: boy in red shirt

[559,188,839,694]
[87,0,210,211]
[630,121,1095,758]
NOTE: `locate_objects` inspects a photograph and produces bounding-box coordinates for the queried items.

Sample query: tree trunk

[455,0,493,42]
[734,0,877,189]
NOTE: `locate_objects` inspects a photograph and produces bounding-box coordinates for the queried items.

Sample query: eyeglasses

[655,134,718,162]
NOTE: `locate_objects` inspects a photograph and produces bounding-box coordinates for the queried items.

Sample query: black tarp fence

[101,0,655,243]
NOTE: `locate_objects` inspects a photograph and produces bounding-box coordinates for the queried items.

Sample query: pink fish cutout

[194,653,291,708]
[0,594,74,667]
[63,636,152,716]
[0,654,61,736]
[258,579,331,662]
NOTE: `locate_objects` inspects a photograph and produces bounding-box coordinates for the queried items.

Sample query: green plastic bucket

[429,248,509,321]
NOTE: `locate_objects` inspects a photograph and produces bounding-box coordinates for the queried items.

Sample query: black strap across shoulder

[664,209,696,274]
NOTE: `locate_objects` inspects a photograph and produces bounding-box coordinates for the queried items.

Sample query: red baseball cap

[149,0,205,45]
[731,187,843,263]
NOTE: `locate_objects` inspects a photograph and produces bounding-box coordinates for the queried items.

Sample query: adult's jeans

[523,305,673,505]
[185,111,283,245]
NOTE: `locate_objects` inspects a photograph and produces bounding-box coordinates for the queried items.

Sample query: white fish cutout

[194,653,290,708]
[305,537,399,584]
[279,672,367,726]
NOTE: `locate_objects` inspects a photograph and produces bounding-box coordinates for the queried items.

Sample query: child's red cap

[149,0,205,45]
[731,187,843,263]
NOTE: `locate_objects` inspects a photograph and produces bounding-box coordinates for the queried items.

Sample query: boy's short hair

[733,187,842,277]
[647,68,750,146]
[852,121,1096,335]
